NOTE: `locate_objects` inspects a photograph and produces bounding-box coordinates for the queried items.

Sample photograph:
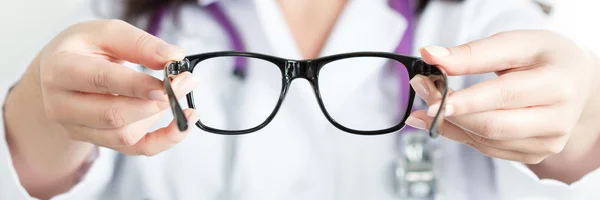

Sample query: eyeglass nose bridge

[284,60,316,81]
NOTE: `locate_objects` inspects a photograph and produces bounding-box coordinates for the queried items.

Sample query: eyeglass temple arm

[164,59,191,132]
[412,61,449,138]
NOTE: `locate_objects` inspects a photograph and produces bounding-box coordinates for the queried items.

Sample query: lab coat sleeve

[0,1,121,199]
[461,0,600,199]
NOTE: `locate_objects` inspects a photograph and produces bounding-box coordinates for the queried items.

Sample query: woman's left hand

[406,30,600,167]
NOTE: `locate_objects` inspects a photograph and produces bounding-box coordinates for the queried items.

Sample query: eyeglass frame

[163,51,449,138]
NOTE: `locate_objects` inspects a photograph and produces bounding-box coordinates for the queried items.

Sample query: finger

[419,30,554,76]
[465,132,568,155]
[120,109,199,156]
[84,19,186,69]
[410,75,455,105]
[406,111,548,164]
[427,68,567,116]
[46,72,196,129]
[65,110,165,147]
[51,52,170,101]
[66,91,195,148]
[445,107,567,140]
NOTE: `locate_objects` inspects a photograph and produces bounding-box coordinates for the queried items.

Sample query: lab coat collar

[252,0,408,58]
[320,0,408,56]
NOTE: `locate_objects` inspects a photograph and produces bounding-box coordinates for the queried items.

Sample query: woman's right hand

[5,19,200,198]
[32,19,200,155]
[5,19,201,198]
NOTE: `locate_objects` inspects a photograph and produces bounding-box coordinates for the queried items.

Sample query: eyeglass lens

[318,57,410,131]
[191,56,282,131]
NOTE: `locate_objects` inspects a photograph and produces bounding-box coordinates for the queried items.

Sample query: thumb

[85,20,186,70]
[419,30,552,76]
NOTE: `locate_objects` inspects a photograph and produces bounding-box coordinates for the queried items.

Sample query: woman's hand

[406,30,600,183]
[36,19,199,155]
[5,19,198,198]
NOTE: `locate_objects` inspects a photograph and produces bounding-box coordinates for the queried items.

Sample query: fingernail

[171,72,193,86]
[157,43,186,60]
[148,90,168,102]
[178,74,197,93]
[405,116,427,130]
[427,104,454,117]
[186,111,199,123]
[445,105,455,116]
[427,105,439,117]
[410,76,429,100]
[423,46,450,57]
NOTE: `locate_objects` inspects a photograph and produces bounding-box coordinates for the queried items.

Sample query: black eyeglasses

[163,51,448,138]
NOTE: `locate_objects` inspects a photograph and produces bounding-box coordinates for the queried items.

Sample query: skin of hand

[4,20,199,199]
[406,30,600,184]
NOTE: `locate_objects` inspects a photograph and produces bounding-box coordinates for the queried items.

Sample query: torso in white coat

[7,0,600,200]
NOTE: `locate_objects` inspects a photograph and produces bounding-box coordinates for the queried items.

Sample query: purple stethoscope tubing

[148,0,420,133]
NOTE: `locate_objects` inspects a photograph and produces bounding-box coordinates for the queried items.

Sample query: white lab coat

[1,0,600,199]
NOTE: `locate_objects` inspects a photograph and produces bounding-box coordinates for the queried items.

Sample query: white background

[0,0,599,80]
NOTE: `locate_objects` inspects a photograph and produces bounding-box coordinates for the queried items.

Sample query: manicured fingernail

[186,111,199,123]
[445,105,455,116]
[423,46,450,57]
[178,74,197,93]
[406,116,427,130]
[157,43,186,60]
[148,90,168,102]
[410,76,429,100]
[428,104,454,117]
[170,72,187,86]
[427,105,439,117]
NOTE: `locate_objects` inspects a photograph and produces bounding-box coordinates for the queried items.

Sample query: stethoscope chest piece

[394,130,442,200]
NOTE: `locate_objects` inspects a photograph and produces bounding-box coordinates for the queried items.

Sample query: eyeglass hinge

[167,58,191,75]
[413,60,435,76]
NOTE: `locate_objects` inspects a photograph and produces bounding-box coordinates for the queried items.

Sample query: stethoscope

[146,1,441,199]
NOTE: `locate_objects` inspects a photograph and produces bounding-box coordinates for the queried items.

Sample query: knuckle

[116,128,136,146]
[457,43,474,57]
[498,82,516,108]
[456,44,474,73]
[41,51,74,88]
[457,43,474,74]
[89,70,109,93]
[40,61,62,86]
[481,117,503,139]
[134,33,155,56]
[103,106,126,128]
[138,146,159,157]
